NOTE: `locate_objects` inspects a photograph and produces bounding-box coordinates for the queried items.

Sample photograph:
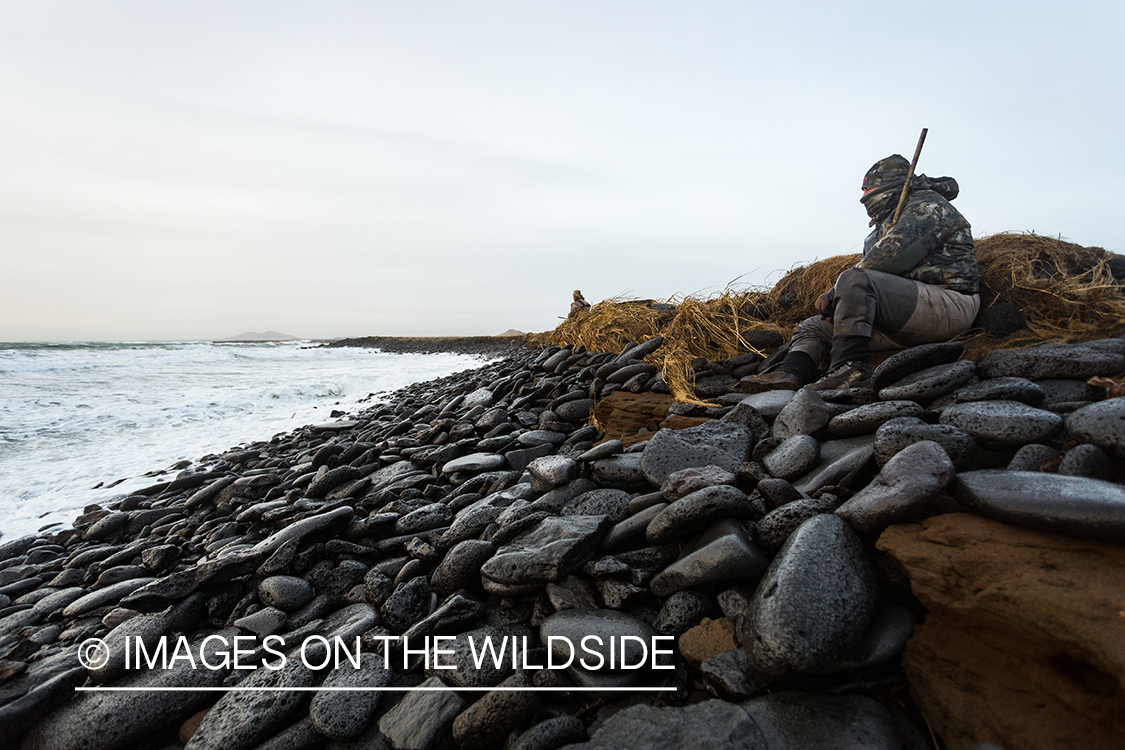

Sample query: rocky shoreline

[1,336,1123,750]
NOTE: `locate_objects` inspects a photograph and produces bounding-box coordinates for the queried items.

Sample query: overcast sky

[1,1,1121,341]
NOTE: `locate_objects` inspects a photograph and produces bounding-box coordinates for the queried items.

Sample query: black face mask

[860,182,902,223]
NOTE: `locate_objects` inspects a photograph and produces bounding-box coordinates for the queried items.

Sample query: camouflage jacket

[857,189,979,294]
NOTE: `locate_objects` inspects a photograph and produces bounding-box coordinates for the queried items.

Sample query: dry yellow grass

[537,233,1123,402]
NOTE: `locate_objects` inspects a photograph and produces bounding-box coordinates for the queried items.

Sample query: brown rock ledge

[877,513,1125,750]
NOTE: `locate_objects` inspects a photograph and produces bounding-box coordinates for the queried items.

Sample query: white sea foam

[0,341,489,541]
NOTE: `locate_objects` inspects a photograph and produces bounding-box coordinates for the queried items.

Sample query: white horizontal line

[76,686,675,692]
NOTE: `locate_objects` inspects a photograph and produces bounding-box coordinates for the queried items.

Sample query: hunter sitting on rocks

[746,154,981,392]
[568,289,592,318]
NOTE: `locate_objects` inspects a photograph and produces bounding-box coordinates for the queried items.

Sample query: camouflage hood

[860,154,960,223]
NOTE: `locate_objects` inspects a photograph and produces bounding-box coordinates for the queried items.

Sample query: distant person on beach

[744,154,980,392]
[568,290,592,318]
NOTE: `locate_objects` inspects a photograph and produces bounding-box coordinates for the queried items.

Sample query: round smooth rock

[517,430,567,447]
[939,400,1064,445]
[874,416,978,469]
[754,497,839,553]
[743,691,904,749]
[877,360,976,403]
[579,440,624,462]
[736,391,796,420]
[949,470,1125,543]
[953,376,1046,405]
[1006,443,1060,472]
[762,435,820,481]
[540,608,658,687]
[978,340,1125,380]
[258,576,314,612]
[1066,398,1125,456]
[1057,443,1113,479]
[742,514,878,675]
[442,453,506,474]
[555,398,595,424]
[565,699,764,750]
[835,440,956,534]
[661,466,737,501]
[871,342,966,392]
[1036,378,1103,406]
[827,400,925,437]
[646,485,753,543]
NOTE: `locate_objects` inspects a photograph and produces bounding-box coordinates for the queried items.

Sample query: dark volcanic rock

[791,435,875,495]
[378,676,465,750]
[871,341,966,392]
[827,400,924,437]
[1006,443,1061,472]
[949,470,1125,543]
[741,514,878,675]
[481,515,611,594]
[645,485,753,543]
[873,416,978,470]
[877,359,976,403]
[258,576,315,612]
[771,389,835,440]
[661,465,737,501]
[509,716,587,750]
[430,539,494,597]
[639,421,753,485]
[1066,398,1125,455]
[451,673,539,750]
[309,652,390,739]
[753,496,839,554]
[939,400,1064,445]
[742,691,905,749]
[22,633,234,750]
[761,435,819,481]
[650,518,768,597]
[836,441,955,535]
[566,699,765,750]
[952,376,1045,405]
[540,608,660,687]
[978,340,1125,380]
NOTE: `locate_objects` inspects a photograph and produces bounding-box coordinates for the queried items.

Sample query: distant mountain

[216,331,299,342]
[497,329,526,336]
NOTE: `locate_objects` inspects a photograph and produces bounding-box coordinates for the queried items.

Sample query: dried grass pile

[974,232,1125,342]
[538,233,1123,402]
[764,254,861,328]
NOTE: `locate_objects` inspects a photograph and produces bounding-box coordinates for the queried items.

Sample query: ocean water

[0,341,489,541]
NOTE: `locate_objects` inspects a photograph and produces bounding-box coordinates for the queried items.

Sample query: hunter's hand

[815,292,834,317]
